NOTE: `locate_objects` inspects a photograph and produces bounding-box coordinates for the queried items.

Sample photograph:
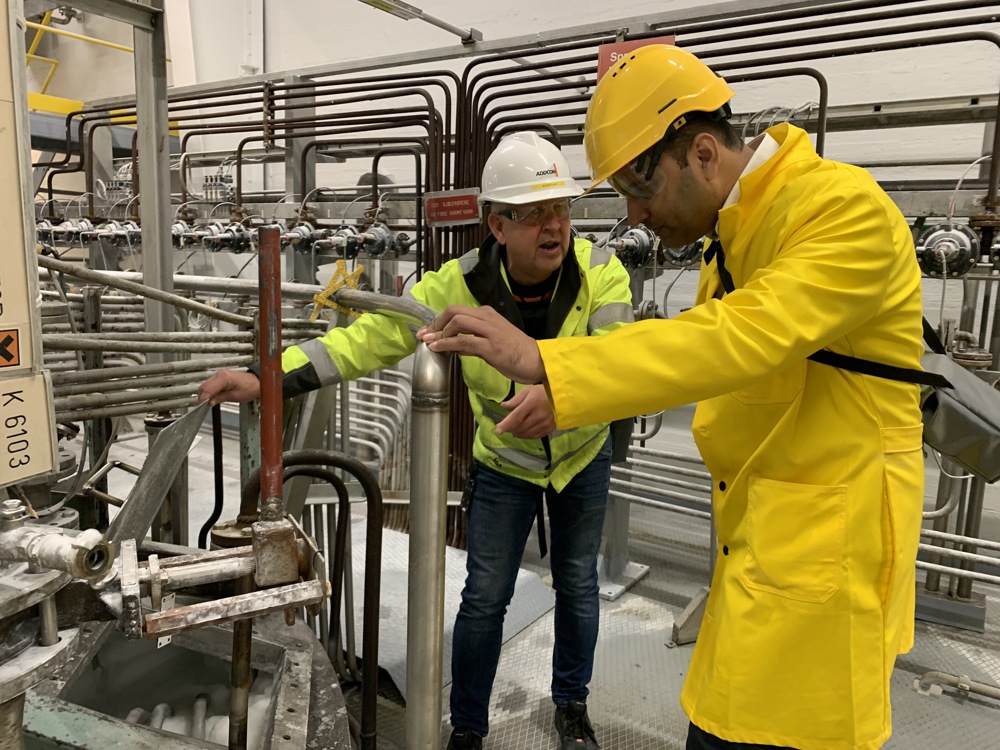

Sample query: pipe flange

[968,212,1000,229]
[660,240,704,268]
[916,223,979,278]
[637,300,659,321]
[952,347,993,369]
[210,518,254,549]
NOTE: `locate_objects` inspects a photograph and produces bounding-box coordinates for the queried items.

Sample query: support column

[134,0,173,366]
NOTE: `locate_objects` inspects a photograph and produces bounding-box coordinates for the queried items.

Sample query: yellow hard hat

[584,45,735,190]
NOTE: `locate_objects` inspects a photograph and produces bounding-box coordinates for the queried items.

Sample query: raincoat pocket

[742,476,847,603]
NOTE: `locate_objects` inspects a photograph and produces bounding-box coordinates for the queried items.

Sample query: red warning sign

[0,329,20,368]
[597,35,677,81]
[424,190,482,227]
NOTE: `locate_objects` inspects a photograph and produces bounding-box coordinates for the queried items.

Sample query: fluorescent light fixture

[358,0,423,20]
[357,0,483,44]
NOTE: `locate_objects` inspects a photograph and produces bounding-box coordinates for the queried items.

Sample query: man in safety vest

[417,46,925,750]
[199,131,634,750]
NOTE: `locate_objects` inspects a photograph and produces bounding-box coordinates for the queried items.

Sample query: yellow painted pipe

[26,53,59,95]
[26,10,52,56]
[24,21,171,62]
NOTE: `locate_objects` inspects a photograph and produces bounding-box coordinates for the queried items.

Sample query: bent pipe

[282,465,382,750]
[239,449,384,750]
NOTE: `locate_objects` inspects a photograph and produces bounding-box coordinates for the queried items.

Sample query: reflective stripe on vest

[298,337,343,386]
[589,301,634,333]
[488,446,550,472]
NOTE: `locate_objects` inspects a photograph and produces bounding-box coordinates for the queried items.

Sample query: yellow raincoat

[539,123,925,749]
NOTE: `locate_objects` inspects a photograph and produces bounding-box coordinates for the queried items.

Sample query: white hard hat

[479,131,584,205]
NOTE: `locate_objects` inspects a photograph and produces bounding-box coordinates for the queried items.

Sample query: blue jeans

[450,437,612,737]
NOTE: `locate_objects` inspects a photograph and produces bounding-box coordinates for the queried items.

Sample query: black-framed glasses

[496,199,571,226]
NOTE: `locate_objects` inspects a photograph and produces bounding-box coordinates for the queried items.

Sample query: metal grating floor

[352,501,1000,750]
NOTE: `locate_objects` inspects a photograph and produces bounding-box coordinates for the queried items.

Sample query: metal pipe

[922,461,964,592]
[917,671,1000,701]
[258,227,284,520]
[282,463,383,750]
[957,476,987,599]
[45,331,252,342]
[54,384,199,411]
[628,445,712,466]
[916,560,1000,587]
[54,371,221,396]
[372,146,426,279]
[608,490,713,520]
[921,526,1000,553]
[40,267,324,300]
[38,596,59,647]
[50,356,254,385]
[24,21,142,55]
[81,287,109,530]
[609,480,713,511]
[229,575,254,750]
[0,527,114,581]
[139,555,257,590]
[43,337,253,354]
[612,465,713,495]
[37,254,253,326]
[624,457,712,482]
[725,68,829,155]
[192,694,209,740]
[918,542,1000,567]
[56,396,198,422]
[334,289,436,329]
[406,344,451,750]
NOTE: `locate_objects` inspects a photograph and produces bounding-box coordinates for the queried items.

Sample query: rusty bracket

[142,579,328,638]
[252,518,300,588]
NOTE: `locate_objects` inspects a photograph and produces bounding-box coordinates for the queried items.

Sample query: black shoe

[554,699,599,749]
[447,728,483,750]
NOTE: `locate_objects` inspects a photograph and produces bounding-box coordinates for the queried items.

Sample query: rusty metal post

[257,225,284,521]
[229,226,279,749]
[228,574,254,750]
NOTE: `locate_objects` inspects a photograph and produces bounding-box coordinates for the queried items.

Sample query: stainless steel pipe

[406,343,451,750]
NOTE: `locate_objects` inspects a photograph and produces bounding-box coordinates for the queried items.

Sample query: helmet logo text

[535,163,559,178]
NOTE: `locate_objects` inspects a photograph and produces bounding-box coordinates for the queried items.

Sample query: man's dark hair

[662,112,743,167]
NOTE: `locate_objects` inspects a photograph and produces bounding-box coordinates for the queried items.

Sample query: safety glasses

[609,154,669,200]
[608,139,669,200]
[496,199,571,226]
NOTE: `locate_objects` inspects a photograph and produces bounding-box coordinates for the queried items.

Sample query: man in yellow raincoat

[418,45,925,750]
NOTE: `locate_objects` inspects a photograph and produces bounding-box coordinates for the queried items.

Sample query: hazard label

[0,330,19,368]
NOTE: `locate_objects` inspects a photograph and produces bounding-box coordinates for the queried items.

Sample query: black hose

[243,449,383,750]
[198,404,225,548]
